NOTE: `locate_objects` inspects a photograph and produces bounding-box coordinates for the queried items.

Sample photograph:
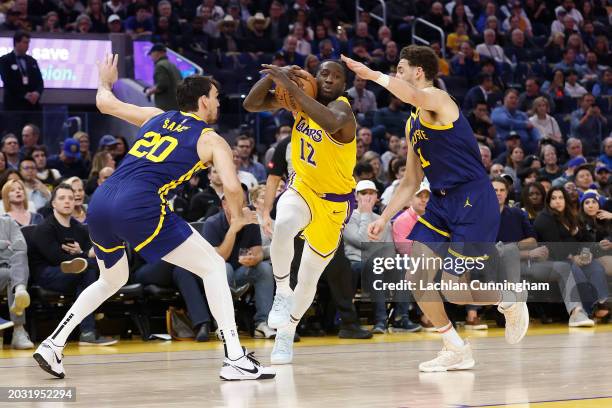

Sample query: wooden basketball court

[1,324,611,407]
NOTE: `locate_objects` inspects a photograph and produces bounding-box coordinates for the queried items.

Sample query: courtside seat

[108,283,143,302]
[143,284,180,301]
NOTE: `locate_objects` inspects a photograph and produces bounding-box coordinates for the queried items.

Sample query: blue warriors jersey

[407,107,487,191]
[88,110,213,268]
[109,111,211,195]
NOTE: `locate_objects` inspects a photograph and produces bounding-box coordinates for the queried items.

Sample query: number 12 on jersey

[300,138,316,166]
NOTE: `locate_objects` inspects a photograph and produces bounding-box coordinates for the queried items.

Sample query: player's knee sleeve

[100,264,129,292]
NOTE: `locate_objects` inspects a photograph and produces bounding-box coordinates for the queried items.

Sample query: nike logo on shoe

[54,353,62,364]
[237,365,259,374]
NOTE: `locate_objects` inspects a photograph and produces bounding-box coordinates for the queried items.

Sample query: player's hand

[367,217,387,241]
[97,53,119,90]
[260,64,297,90]
[262,212,274,238]
[230,207,259,231]
[341,55,379,81]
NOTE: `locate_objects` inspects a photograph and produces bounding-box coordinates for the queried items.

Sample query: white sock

[163,229,243,360]
[290,244,332,321]
[437,322,464,348]
[50,253,129,346]
[270,189,311,297]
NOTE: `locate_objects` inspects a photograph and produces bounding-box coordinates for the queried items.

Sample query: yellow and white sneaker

[418,340,475,372]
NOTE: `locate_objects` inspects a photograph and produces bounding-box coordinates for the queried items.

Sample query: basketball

[274,70,317,112]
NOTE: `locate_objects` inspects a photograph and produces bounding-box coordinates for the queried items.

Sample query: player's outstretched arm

[197,130,244,221]
[243,75,283,112]
[96,54,164,127]
[341,55,450,114]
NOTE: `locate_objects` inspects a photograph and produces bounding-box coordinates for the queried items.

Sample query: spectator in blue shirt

[492,89,541,154]
[553,49,584,75]
[125,4,153,39]
[450,41,481,82]
[598,137,612,168]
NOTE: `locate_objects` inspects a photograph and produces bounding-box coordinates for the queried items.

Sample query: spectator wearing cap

[215,15,243,53]
[492,89,540,155]
[529,97,562,146]
[579,189,612,276]
[598,137,612,169]
[564,69,587,99]
[463,73,502,114]
[125,4,153,39]
[107,13,122,32]
[493,131,521,166]
[243,12,274,53]
[47,139,88,179]
[551,156,586,187]
[145,44,182,111]
[97,134,119,154]
[539,144,563,182]
[571,93,608,157]
[594,166,610,194]
[202,194,276,339]
[556,0,583,26]
[1,134,21,170]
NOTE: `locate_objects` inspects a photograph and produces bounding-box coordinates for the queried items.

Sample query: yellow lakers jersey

[290,96,356,195]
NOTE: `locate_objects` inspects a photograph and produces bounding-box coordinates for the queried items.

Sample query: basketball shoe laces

[274,331,293,354]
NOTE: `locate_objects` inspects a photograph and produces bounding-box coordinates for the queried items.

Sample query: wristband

[374,73,390,87]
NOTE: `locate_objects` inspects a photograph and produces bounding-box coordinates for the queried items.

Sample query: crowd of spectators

[0,0,611,347]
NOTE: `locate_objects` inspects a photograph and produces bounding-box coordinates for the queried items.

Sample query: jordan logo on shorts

[464,197,473,208]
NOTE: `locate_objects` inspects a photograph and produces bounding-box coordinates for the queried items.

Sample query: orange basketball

[274,70,318,112]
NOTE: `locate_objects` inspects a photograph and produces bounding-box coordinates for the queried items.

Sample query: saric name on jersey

[295,118,324,142]
[162,119,190,133]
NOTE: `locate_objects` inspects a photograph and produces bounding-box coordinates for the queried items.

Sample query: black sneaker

[78,331,118,346]
[195,324,210,342]
[338,323,373,339]
[389,317,422,333]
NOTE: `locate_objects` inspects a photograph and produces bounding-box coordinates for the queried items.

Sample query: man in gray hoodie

[0,215,33,349]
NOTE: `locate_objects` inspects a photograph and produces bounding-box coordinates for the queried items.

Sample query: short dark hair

[13,31,30,46]
[319,59,347,81]
[51,182,74,202]
[355,161,374,176]
[30,144,48,155]
[399,45,438,82]
[19,156,35,167]
[176,75,220,112]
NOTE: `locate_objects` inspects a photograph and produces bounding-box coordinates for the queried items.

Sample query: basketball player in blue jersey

[343,47,529,372]
[33,55,275,381]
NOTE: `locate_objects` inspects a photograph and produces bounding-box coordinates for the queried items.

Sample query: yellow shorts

[289,176,354,258]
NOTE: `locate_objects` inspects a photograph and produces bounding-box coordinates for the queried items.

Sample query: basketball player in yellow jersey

[244,61,356,364]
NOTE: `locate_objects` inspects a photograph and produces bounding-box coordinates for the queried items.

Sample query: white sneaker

[219,347,276,381]
[569,308,595,327]
[10,285,30,316]
[498,302,529,344]
[11,326,34,349]
[254,322,276,339]
[268,292,293,329]
[418,340,475,372]
[33,339,65,379]
[270,328,294,365]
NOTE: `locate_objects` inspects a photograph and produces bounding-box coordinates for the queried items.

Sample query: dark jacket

[533,209,590,261]
[28,214,92,276]
[153,56,182,111]
[0,51,44,111]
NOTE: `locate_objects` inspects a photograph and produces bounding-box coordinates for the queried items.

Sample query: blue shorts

[86,181,193,268]
[408,177,500,275]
